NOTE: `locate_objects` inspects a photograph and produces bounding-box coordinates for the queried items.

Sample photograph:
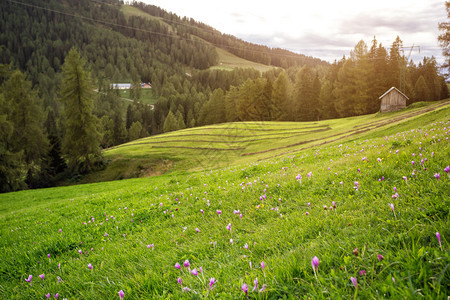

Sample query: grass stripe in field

[97,100,450,182]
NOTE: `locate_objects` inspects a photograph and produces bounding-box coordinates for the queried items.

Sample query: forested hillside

[0,0,448,192]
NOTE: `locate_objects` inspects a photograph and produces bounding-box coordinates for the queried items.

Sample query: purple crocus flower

[53,293,59,299]
[177,277,182,285]
[261,261,265,270]
[434,173,440,180]
[175,262,181,269]
[209,277,216,290]
[46,293,50,299]
[436,232,442,251]
[389,203,394,212]
[183,260,190,268]
[118,289,124,299]
[216,210,221,215]
[242,283,248,295]
[311,256,319,271]
[226,223,231,231]
[244,243,249,250]
[445,166,450,174]
[196,228,199,234]
[25,274,32,284]
[191,268,198,276]
[88,263,93,270]
[377,254,384,261]
[351,276,357,289]
[259,284,267,292]
[252,278,258,292]
[230,238,233,245]
[359,270,366,276]
[39,274,45,280]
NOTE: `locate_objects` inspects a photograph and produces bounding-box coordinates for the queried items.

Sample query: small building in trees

[140,83,152,89]
[110,83,131,89]
[379,87,408,112]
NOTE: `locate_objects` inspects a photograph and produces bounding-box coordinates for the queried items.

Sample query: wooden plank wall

[381,89,406,112]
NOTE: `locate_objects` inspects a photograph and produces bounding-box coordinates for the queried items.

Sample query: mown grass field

[92,100,450,183]
[0,101,448,299]
[209,47,277,72]
[117,89,158,105]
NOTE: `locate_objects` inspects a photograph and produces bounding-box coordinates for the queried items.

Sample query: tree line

[158,37,447,131]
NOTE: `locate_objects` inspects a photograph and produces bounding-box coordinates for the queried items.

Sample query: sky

[141,0,447,66]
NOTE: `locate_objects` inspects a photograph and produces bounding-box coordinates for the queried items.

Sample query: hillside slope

[80,100,450,183]
[0,98,448,299]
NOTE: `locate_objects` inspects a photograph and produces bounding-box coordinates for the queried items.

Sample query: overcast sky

[142,0,447,66]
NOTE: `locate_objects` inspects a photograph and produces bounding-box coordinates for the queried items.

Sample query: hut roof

[379,87,409,100]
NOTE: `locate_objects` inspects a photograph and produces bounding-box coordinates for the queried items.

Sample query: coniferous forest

[0,0,448,192]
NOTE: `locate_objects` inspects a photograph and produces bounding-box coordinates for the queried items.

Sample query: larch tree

[59,48,101,173]
[438,1,449,73]
[3,70,49,187]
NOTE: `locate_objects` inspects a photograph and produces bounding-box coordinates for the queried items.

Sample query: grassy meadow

[209,48,277,72]
[118,89,159,105]
[0,101,449,299]
[92,100,450,183]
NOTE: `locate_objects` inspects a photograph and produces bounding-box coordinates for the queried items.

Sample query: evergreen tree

[388,36,404,90]
[176,110,186,130]
[318,79,337,120]
[163,110,178,133]
[293,66,315,121]
[59,48,101,173]
[129,121,143,141]
[0,94,25,192]
[3,70,49,187]
[45,109,66,176]
[438,1,449,73]
[225,86,239,122]
[271,72,291,120]
[414,75,431,101]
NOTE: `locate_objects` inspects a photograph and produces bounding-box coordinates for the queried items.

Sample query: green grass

[210,47,277,72]
[120,6,174,33]
[117,89,158,105]
[91,100,450,183]
[1,100,449,299]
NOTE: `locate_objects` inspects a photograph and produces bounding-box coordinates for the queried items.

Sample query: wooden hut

[379,87,408,112]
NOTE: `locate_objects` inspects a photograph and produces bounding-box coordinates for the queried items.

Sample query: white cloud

[142,0,447,64]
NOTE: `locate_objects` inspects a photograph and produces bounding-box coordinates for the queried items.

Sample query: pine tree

[3,70,49,187]
[59,48,101,173]
[128,121,143,141]
[293,66,315,121]
[271,72,291,120]
[176,110,186,129]
[0,94,25,192]
[414,75,431,101]
[163,110,178,133]
[438,2,449,72]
